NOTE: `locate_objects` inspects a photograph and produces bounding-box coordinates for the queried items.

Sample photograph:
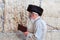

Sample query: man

[24,4,47,40]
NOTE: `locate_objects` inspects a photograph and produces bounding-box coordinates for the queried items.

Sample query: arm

[24,31,37,40]
[34,21,47,40]
[24,21,47,40]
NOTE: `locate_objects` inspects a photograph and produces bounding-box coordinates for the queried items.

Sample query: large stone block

[46,30,60,40]
[0,31,26,40]
[4,0,40,32]
[0,0,4,32]
[41,0,60,30]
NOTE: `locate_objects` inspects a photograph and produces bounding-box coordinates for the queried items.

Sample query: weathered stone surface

[0,31,60,40]
[4,0,23,32]
[0,0,60,40]
[0,0,4,32]
[46,30,60,40]
[0,31,26,40]
[3,0,40,32]
[41,0,60,30]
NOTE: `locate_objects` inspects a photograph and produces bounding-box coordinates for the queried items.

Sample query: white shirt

[34,16,47,40]
[27,16,47,40]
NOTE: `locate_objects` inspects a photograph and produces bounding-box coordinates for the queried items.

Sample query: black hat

[27,4,43,16]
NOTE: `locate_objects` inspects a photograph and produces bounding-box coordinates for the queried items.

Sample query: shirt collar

[34,16,41,21]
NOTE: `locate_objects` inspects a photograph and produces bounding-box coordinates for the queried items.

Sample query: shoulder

[35,18,47,27]
[36,18,46,24]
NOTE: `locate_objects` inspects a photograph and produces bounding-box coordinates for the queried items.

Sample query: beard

[29,14,34,23]
[30,18,35,23]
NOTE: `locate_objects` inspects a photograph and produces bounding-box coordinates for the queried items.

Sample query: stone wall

[41,0,60,30]
[0,0,40,32]
[0,0,4,32]
[0,0,60,40]
[41,0,60,40]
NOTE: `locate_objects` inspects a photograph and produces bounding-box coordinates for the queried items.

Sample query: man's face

[28,12,35,23]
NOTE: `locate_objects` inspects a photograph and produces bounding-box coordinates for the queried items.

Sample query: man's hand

[24,31,29,36]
